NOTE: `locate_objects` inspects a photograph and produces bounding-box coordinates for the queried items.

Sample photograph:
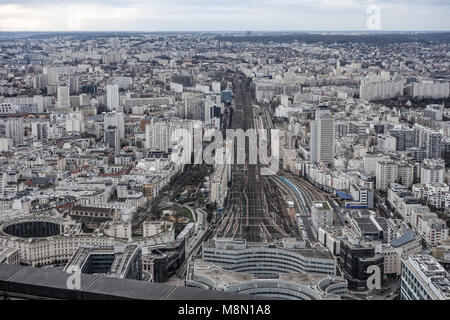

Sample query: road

[185,208,208,255]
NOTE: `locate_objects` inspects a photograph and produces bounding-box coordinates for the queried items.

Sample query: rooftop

[313,201,331,211]
[0,263,256,300]
[407,255,450,300]
[64,245,141,279]
[189,259,343,299]
[204,238,333,260]
[391,229,417,248]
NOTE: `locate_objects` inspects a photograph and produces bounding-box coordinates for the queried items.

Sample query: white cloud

[0,3,149,31]
[0,1,448,31]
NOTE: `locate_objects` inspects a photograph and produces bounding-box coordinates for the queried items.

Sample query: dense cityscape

[0,26,449,304]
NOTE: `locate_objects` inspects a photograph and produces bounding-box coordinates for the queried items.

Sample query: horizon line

[1,30,450,33]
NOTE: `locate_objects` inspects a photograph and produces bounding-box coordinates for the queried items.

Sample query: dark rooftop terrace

[0,263,259,300]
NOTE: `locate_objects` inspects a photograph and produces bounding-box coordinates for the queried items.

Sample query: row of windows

[401,267,432,300]
[203,250,332,264]
[204,260,334,275]
[203,254,334,269]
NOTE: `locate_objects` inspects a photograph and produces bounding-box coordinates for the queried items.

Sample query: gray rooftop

[391,229,416,248]
[0,263,258,300]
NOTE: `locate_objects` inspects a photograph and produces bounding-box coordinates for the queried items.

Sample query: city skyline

[0,0,449,306]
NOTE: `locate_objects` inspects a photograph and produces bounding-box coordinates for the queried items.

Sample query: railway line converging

[216,75,299,242]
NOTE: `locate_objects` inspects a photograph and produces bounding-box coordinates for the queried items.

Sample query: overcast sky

[0,0,449,32]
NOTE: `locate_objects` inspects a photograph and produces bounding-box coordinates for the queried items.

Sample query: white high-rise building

[182,93,203,119]
[424,104,444,121]
[363,155,384,176]
[420,159,444,185]
[33,95,45,113]
[376,160,398,191]
[145,120,170,153]
[360,81,403,101]
[209,163,228,207]
[69,76,79,94]
[65,112,85,134]
[0,138,12,152]
[426,132,443,159]
[310,108,335,165]
[79,94,90,106]
[106,85,119,110]
[413,82,449,100]
[31,122,49,142]
[212,81,221,93]
[113,76,132,90]
[44,66,59,85]
[57,86,70,108]
[0,118,24,146]
[104,111,125,140]
[398,162,414,188]
[170,82,183,93]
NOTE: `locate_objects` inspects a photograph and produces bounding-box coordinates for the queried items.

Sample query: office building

[104,111,125,140]
[57,86,70,108]
[398,162,414,188]
[426,132,443,159]
[310,108,335,165]
[311,201,334,232]
[145,120,170,153]
[31,122,49,142]
[104,126,120,153]
[106,84,119,110]
[424,104,444,121]
[141,240,185,283]
[401,254,450,300]
[64,245,142,280]
[376,161,398,191]
[420,159,444,185]
[0,117,24,146]
[339,238,384,291]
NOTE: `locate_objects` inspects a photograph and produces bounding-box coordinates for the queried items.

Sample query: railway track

[217,74,297,242]
[279,170,328,203]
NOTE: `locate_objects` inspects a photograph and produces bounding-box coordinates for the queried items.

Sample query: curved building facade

[0,216,174,266]
[187,260,347,300]
[202,239,336,276]
[2,217,64,238]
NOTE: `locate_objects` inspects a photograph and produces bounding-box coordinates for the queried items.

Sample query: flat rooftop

[0,263,257,300]
[189,260,343,300]
[407,255,450,300]
[391,229,416,247]
[204,239,334,260]
[313,201,331,211]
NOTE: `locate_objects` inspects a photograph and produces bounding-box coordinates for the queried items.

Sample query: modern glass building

[401,254,450,300]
